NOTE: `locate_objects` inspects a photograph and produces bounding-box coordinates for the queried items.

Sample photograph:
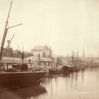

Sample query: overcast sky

[0,0,99,57]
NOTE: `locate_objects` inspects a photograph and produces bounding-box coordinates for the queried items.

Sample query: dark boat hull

[0,71,46,88]
[49,69,62,75]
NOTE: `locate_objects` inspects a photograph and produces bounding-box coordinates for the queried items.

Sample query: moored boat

[0,71,46,88]
[0,1,47,88]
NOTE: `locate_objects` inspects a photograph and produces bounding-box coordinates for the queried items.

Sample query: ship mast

[0,1,22,63]
[0,1,12,63]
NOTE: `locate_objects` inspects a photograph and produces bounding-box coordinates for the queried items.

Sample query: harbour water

[0,67,99,99]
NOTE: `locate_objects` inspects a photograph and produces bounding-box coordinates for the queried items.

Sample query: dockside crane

[0,1,22,63]
[3,34,15,56]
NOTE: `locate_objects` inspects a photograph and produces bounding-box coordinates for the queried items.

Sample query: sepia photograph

[0,0,99,99]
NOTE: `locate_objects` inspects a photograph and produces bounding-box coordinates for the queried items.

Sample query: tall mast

[82,47,85,58]
[0,1,22,63]
[0,1,12,63]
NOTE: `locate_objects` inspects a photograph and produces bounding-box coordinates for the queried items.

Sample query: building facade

[31,46,52,58]
[25,46,56,66]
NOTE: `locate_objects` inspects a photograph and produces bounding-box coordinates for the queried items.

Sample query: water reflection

[40,67,99,99]
[0,85,47,99]
[1,68,99,99]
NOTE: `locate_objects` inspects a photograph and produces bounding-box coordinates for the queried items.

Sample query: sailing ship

[0,1,46,88]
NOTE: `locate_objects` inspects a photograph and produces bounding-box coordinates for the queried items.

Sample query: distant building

[3,48,13,57]
[13,50,20,57]
[25,46,56,66]
[1,57,21,64]
[24,56,56,66]
[31,46,52,58]
[81,57,99,66]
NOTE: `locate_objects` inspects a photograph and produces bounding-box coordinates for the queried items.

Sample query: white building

[31,46,52,57]
[25,46,56,66]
